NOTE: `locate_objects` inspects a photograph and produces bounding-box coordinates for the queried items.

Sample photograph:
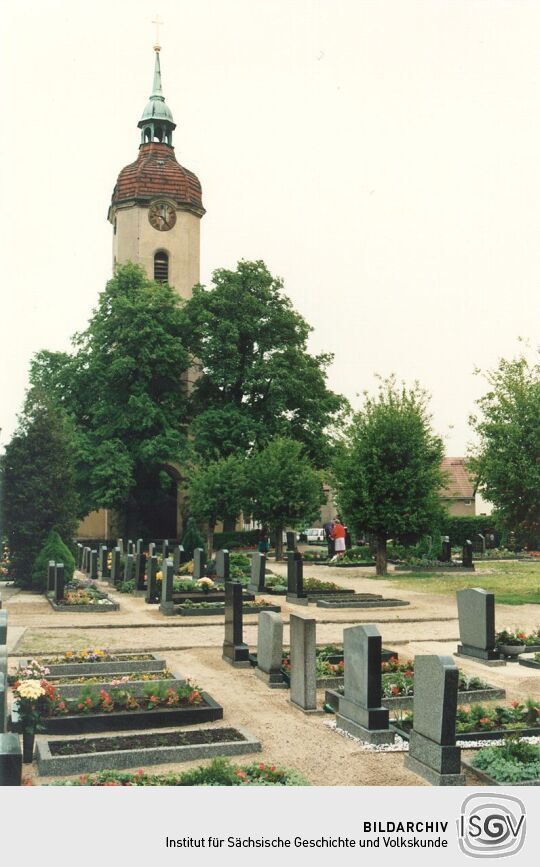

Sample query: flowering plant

[9,659,50,684]
[496,629,528,647]
[12,679,59,733]
[196,577,217,592]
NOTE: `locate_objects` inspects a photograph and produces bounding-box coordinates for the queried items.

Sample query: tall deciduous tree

[182,260,346,467]
[468,350,540,545]
[245,438,325,559]
[1,394,78,587]
[187,456,248,558]
[26,264,191,535]
[333,376,446,575]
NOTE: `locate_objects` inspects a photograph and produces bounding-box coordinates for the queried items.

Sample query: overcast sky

[0,0,538,455]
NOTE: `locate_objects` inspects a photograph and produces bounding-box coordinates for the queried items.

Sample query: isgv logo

[457,793,526,858]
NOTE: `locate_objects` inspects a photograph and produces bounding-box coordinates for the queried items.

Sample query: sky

[0,0,538,456]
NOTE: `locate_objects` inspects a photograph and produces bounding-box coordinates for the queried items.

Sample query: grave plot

[519,653,540,670]
[14,650,167,676]
[462,740,540,786]
[45,562,119,612]
[392,697,540,743]
[157,559,277,616]
[283,554,408,608]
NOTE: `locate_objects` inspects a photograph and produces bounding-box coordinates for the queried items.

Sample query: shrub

[213,530,261,550]
[32,530,75,590]
[181,518,205,560]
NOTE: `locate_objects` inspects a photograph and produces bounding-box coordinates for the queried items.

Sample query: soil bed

[29,654,166,676]
[50,726,245,755]
[173,603,281,617]
[47,593,119,612]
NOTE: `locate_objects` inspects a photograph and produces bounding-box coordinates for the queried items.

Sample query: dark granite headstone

[172,545,182,572]
[159,559,175,615]
[405,655,465,785]
[47,560,56,593]
[215,549,230,583]
[222,582,250,666]
[286,531,297,552]
[89,549,98,581]
[440,536,451,562]
[249,551,266,593]
[127,540,134,556]
[286,552,308,605]
[456,588,501,662]
[54,563,65,602]
[193,548,206,580]
[336,624,393,743]
[162,539,169,558]
[134,553,146,592]
[145,555,158,603]
[462,540,473,569]
[0,733,22,785]
[76,543,83,569]
[110,547,121,584]
[123,553,134,583]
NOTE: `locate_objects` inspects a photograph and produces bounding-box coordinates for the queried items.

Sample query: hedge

[438,516,498,546]
[213,530,261,550]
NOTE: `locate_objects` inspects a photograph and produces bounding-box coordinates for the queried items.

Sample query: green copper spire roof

[138,48,176,145]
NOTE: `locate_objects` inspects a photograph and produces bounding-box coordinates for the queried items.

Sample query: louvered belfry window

[154,251,169,282]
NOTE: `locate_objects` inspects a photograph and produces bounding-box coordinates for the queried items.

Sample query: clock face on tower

[148,202,177,231]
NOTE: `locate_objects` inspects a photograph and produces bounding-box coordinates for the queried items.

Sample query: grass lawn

[390,560,540,605]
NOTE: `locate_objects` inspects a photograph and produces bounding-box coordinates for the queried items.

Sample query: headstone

[54,563,65,603]
[215,549,230,583]
[0,611,7,644]
[110,548,121,584]
[0,646,6,679]
[249,551,266,593]
[289,614,317,711]
[82,547,90,574]
[0,671,7,732]
[162,539,169,557]
[47,561,56,593]
[145,555,158,603]
[148,542,156,557]
[336,624,394,743]
[462,540,473,569]
[89,549,98,580]
[456,588,501,662]
[286,531,297,552]
[134,553,147,592]
[193,548,206,580]
[117,538,124,554]
[477,533,486,555]
[179,544,188,565]
[136,538,143,556]
[76,543,83,569]
[286,552,308,605]
[159,559,175,615]
[255,611,286,687]
[222,582,250,667]
[98,545,108,577]
[127,540,134,555]
[172,545,182,572]
[0,733,22,785]
[440,536,451,562]
[405,655,465,786]
[123,553,134,583]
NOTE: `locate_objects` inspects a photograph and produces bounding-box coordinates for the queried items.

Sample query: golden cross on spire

[152,13,163,50]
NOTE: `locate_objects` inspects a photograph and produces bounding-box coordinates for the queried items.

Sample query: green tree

[245,438,325,559]
[181,517,205,561]
[32,529,76,589]
[187,456,247,558]
[182,260,346,467]
[27,264,191,535]
[333,376,446,575]
[1,395,78,587]
[468,350,540,545]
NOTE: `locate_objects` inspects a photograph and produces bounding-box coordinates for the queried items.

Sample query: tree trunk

[274,527,284,561]
[207,523,215,561]
[375,534,387,576]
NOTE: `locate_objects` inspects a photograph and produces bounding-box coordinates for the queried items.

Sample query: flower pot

[498,644,526,657]
[22,732,35,764]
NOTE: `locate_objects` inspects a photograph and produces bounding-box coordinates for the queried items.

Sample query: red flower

[391,686,400,696]
[511,699,520,708]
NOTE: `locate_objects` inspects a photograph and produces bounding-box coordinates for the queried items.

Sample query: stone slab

[455,646,505,666]
[0,733,22,785]
[335,713,395,744]
[405,754,465,786]
[316,598,410,609]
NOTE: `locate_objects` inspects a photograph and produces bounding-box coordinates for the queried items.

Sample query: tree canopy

[182,260,346,466]
[333,376,446,574]
[468,349,540,545]
[187,455,248,557]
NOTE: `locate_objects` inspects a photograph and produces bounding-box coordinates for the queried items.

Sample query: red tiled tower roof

[110,143,205,216]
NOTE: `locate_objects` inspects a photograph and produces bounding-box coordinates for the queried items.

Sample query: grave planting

[465,739,540,785]
[393,697,540,742]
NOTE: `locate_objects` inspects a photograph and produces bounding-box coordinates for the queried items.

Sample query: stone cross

[336,624,393,743]
[159,558,175,615]
[47,560,56,593]
[89,549,98,580]
[0,733,22,785]
[405,655,465,785]
[456,587,501,662]
[440,537,451,562]
[222,581,250,666]
[110,547,121,584]
[256,611,285,687]
[215,549,230,583]
[145,555,158,603]
[462,540,473,569]
[193,548,206,580]
[289,614,317,711]
[124,553,134,583]
[249,551,266,593]
[54,563,65,602]
[286,552,308,605]
[134,553,147,592]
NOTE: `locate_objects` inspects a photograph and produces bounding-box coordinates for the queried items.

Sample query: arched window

[154,251,169,282]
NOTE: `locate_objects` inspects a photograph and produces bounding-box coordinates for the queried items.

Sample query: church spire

[138,46,176,147]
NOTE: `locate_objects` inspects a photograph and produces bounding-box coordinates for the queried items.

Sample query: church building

[78,43,204,540]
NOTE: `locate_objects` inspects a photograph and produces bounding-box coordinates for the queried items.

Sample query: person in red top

[331,517,346,561]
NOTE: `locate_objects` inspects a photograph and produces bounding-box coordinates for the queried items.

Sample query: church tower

[108,44,205,296]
